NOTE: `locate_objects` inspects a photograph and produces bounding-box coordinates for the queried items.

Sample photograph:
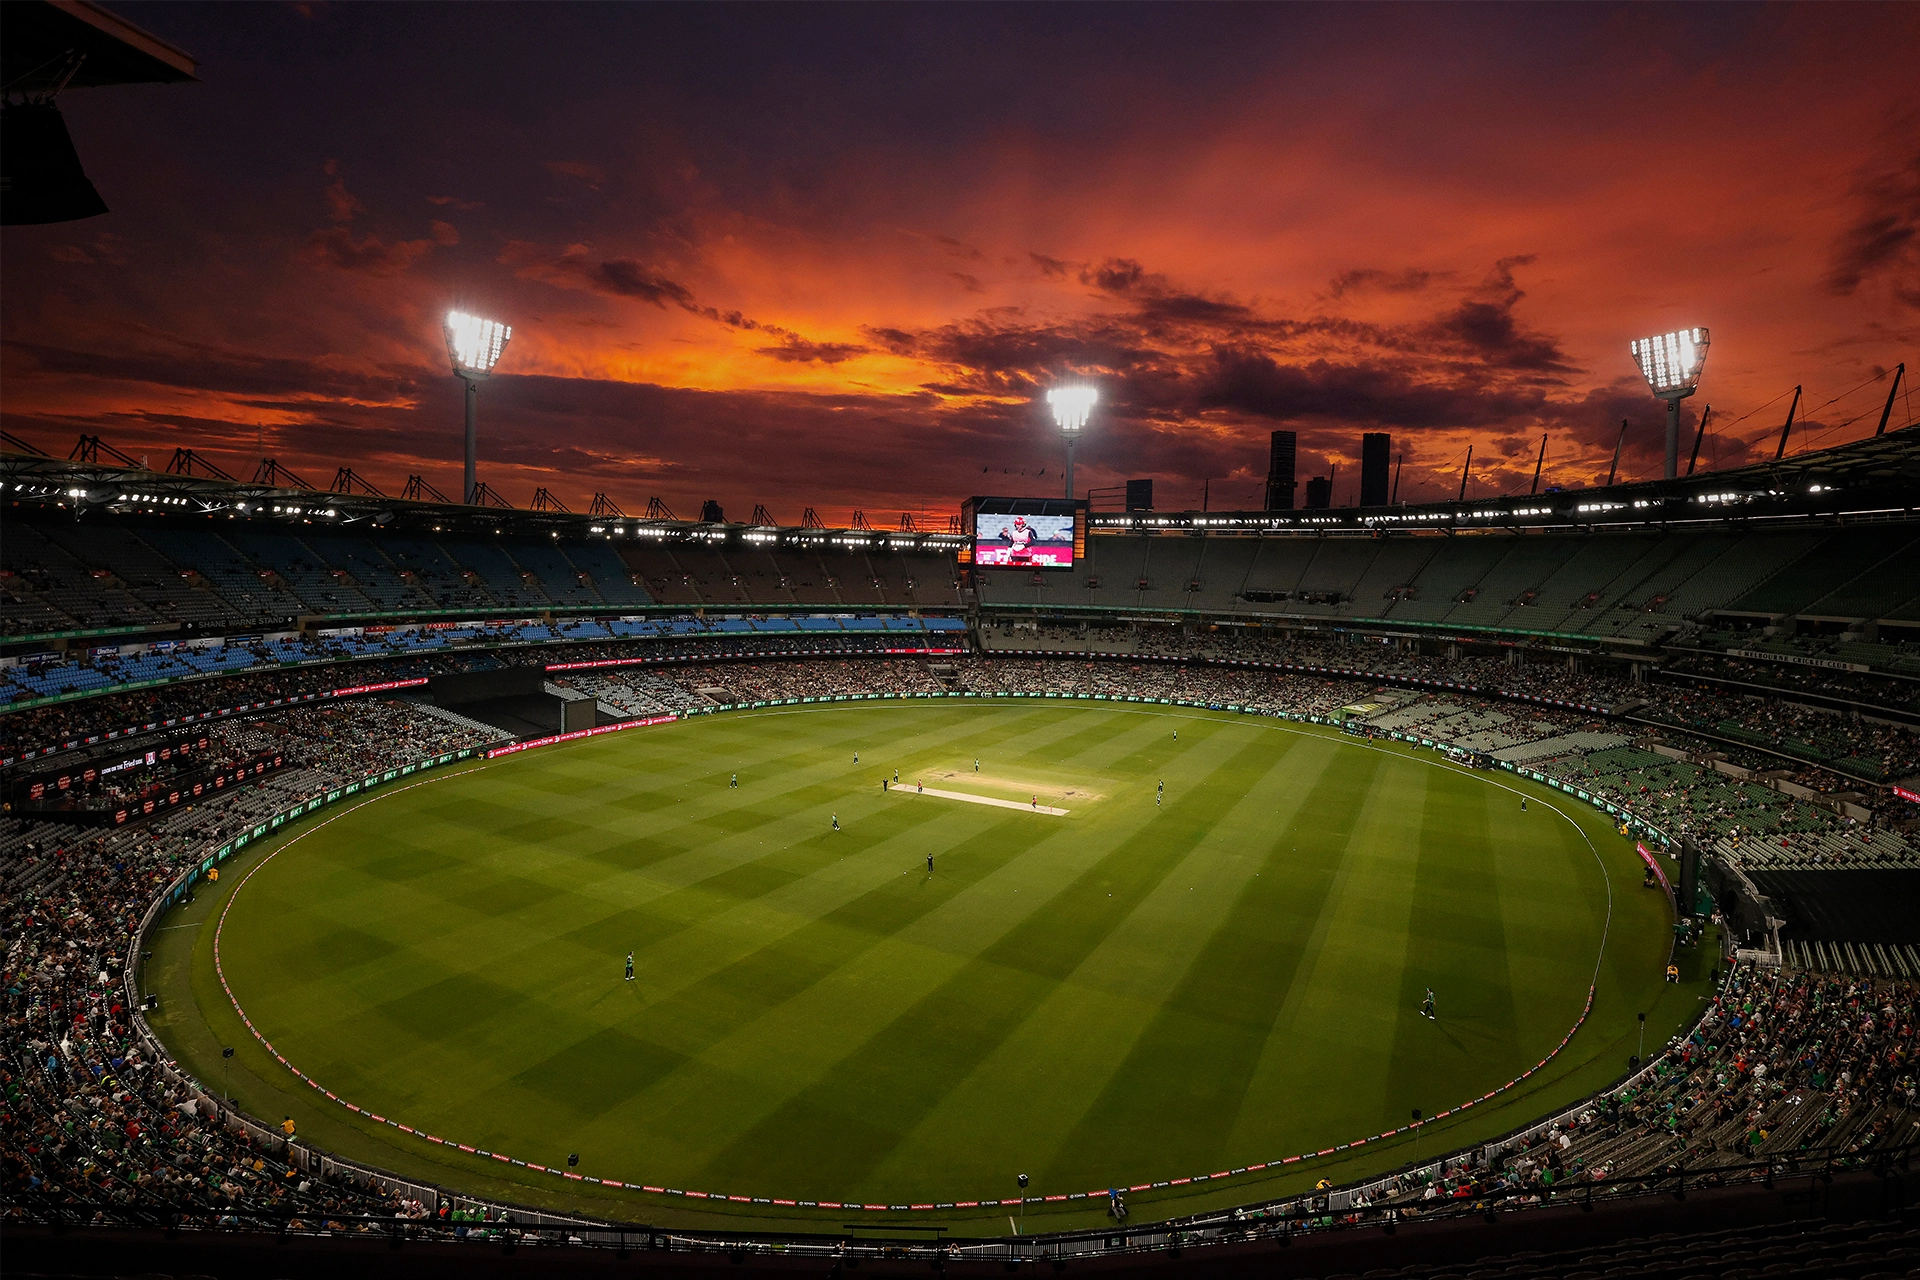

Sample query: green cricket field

[147,700,1708,1231]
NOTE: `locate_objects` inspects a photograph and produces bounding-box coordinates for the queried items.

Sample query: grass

[146,700,1709,1233]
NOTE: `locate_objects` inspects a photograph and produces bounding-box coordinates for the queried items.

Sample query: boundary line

[205,697,1634,1214]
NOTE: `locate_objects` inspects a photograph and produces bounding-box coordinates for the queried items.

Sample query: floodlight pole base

[1660,389,1694,481]
[462,377,479,504]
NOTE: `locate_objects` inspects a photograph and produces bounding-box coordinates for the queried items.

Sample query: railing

[11,1139,1914,1259]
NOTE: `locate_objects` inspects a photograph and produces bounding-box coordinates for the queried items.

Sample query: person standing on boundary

[625,952,635,983]
[974,758,979,772]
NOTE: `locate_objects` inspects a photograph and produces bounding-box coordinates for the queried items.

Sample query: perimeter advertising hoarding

[963,497,1084,570]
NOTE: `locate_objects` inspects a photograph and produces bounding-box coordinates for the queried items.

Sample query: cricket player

[625,952,635,982]
[1421,988,1435,1020]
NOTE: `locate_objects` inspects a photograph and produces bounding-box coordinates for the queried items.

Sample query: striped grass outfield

[150,702,1707,1230]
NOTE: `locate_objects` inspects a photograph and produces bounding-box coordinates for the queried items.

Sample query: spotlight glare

[445,310,512,378]
[1047,384,1097,433]
[1629,327,1710,396]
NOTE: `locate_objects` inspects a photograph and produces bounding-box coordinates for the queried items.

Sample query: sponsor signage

[487,715,677,758]
[1726,648,1869,673]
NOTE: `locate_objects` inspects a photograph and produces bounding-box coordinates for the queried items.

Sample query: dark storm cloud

[593,259,698,307]
[864,254,1579,434]
[303,223,457,276]
[1327,267,1436,298]
[1080,258,1148,293]
[1,338,423,404]
[757,336,870,365]
[876,314,1166,395]
[5,2,1913,521]
[498,240,857,355]
[1825,148,1920,308]
[301,161,459,277]
[936,235,984,261]
[1423,257,1575,376]
[501,241,700,309]
[1195,349,1551,429]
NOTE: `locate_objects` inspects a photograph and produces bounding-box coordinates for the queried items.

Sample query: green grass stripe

[159,704,1698,1229]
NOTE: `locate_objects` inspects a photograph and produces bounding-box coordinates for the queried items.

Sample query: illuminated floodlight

[445,311,511,378]
[1047,384,1097,433]
[1629,328,1709,397]
[1629,327,1709,480]
[1047,383,1097,499]
[444,310,513,503]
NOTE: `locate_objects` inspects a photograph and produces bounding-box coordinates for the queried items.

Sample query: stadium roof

[2,1,197,93]
[0,436,969,552]
[1090,427,1920,536]
[3,426,1916,546]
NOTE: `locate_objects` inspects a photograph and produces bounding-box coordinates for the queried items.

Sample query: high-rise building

[1264,431,1297,511]
[1361,433,1391,507]
[1125,478,1154,511]
[1304,475,1332,509]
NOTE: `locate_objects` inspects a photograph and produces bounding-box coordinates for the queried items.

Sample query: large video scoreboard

[960,497,1086,570]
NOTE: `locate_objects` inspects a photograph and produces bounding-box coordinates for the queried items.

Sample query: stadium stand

[5,434,1919,1260]
[5,657,1917,1259]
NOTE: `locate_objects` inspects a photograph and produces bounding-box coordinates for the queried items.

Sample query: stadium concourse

[3,436,1920,1269]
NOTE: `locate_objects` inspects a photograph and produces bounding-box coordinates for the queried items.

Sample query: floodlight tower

[1629,327,1710,480]
[444,311,512,504]
[1047,384,1096,500]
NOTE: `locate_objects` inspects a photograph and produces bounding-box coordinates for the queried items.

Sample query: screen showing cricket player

[973,512,1075,568]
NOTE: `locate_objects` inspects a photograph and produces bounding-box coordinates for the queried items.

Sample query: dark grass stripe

[1043,745,1381,1181]
[690,732,1292,1189]
[553,802,965,960]
[1097,713,1231,775]
[574,813,1062,1071]
[1382,773,1520,1118]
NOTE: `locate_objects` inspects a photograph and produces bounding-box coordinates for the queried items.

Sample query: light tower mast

[1629,328,1710,480]
[445,311,512,504]
[1047,384,1096,500]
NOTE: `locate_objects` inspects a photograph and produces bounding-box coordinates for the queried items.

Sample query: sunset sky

[3,2,1916,525]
